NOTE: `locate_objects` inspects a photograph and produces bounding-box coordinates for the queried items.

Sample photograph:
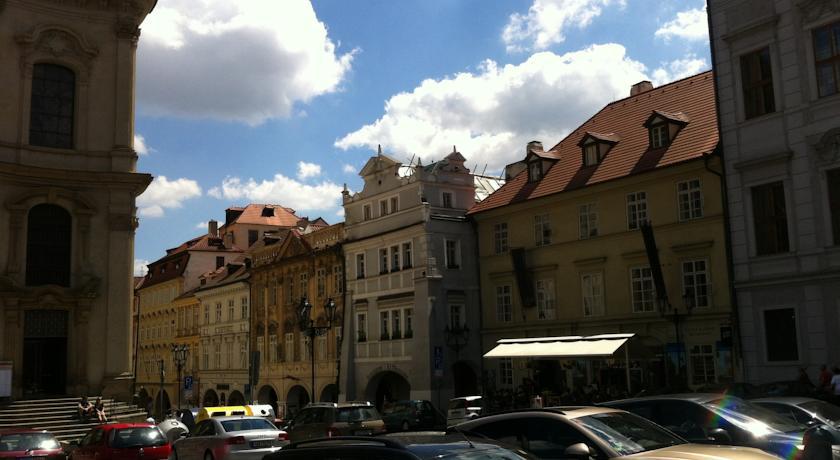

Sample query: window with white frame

[317,268,326,297]
[690,344,716,385]
[627,192,648,230]
[257,336,265,363]
[682,259,710,308]
[536,279,556,320]
[202,346,209,370]
[391,309,402,339]
[379,307,411,340]
[650,124,668,148]
[215,302,222,322]
[402,242,413,268]
[494,223,509,254]
[285,333,294,362]
[301,335,310,361]
[228,299,235,321]
[630,267,656,313]
[379,311,390,340]
[496,285,512,322]
[226,342,233,368]
[379,199,389,216]
[583,142,599,166]
[390,245,400,271]
[363,204,372,221]
[240,340,247,369]
[390,196,399,213]
[287,276,294,303]
[356,312,367,342]
[214,343,221,369]
[317,336,327,360]
[499,358,513,386]
[333,265,344,293]
[579,203,598,239]
[534,214,551,246]
[241,297,248,319]
[582,273,604,316]
[269,334,278,363]
[445,239,460,269]
[449,304,463,329]
[299,271,308,300]
[678,179,703,221]
[379,248,388,274]
[355,253,365,279]
[405,308,413,337]
[442,191,454,208]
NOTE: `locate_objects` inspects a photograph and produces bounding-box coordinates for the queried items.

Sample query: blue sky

[133,0,710,274]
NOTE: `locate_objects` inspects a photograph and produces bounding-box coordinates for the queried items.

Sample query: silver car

[173,415,288,460]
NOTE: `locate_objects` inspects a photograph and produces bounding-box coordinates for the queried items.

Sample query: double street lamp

[298,297,337,404]
[171,344,190,410]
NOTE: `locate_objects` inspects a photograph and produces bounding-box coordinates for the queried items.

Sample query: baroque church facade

[0,0,155,399]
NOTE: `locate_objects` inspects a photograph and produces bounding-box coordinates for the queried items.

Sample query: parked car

[172,415,287,460]
[285,402,386,443]
[263,433,536,460]
[445,396,482,427]
[601,394,814,459]
[0,429,65,460]
[695,382,762,399]
[756,381,826,400]
[753,397,840,440]
[455,406,781,460]
[70,423,170,460]
[382,400,444,432]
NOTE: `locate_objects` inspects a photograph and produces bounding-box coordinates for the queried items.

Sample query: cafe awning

[484,333,635,359]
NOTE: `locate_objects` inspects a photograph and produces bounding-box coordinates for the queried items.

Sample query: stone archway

[228,390,246,406]
[365,371,410,411]
[257,385,278,413]
[155,389,171,419]
[452,361,478,397]
[319,383,338,403]
[138,388,151,416]
[203,389,219,407]
[286,385,310,419]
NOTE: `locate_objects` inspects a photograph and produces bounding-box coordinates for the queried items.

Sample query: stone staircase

[0,397,148,444]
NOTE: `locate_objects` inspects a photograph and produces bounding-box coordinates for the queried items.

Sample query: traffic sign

[184,375,193,390]
[433,346,443,377]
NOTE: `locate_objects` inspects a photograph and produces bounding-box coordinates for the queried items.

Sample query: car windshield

[336,407,381,422]
[800,401,840,427]
[707,398,806,434]
[575,411,685,456]
[0,433,60,451]
[221,419,277,432]
[110,427,167,448]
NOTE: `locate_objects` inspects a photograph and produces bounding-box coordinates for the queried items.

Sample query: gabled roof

[225,203,300,227]
[359,152,401,177]
[578,132,621,146]
[468,71,717,215]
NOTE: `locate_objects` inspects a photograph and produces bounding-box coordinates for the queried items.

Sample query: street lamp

[171,344,190,411]
[157,358,165,420]
[298,297,337,404]
[444,322,470,358]
[659,290,696,388]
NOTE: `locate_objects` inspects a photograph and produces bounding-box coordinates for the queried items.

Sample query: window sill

[749,251,794,262]
[738,110,783,127]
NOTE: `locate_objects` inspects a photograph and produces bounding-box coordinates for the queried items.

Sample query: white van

[446,396,483,426]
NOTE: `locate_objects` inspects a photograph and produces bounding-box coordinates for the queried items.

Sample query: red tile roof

[227,203,300,227]
[469,71,718,215]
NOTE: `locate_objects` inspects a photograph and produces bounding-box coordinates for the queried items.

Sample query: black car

[601,393,813,459]
[382,401,445,432]
[262,433,536,460]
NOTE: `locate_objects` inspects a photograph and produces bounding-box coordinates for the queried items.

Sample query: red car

[70,424,170,460]
[0,429,65,460]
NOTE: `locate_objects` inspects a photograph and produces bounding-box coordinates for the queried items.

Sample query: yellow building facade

[469,72,735,401]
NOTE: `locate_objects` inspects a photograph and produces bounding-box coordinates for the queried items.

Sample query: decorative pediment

[798,0,840,25]
[15,25,99,80]
[359,149,401,177]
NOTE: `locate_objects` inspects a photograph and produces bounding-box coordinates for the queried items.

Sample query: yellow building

[173,291,200,406]
[469,72,734,401]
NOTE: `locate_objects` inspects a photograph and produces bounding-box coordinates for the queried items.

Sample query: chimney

[527,140,543,155]
[630,81,654,96]
[208,219,218,236]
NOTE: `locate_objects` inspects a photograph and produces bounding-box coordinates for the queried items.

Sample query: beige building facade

[0,0,155,399]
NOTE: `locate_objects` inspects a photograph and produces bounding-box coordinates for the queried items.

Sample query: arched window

[26,204,72,287]
[29,64,75,149]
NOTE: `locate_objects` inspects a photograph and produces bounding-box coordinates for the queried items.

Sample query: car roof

[211,415,275,421]
[97,423,157,431]
[752,397,820,405]
[280,435,530,459]
[603,393,725,405]
[449,396,482,402]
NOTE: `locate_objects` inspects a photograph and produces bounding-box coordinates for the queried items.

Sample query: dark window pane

[26,204,72,287]
[828,169,840,245]
[814,22,840,97]
[29,64,74,149]
[765,308,798,361]
[741,48,775,119]
[752,181,789,255]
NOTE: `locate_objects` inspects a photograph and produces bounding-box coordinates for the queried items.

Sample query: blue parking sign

[184,376,193,390]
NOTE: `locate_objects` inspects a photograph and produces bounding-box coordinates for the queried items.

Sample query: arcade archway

[365,371,410,411]
[286,385,310,418]
[320,384,338,402]
[203,389,219,407]
[228,390,246,406]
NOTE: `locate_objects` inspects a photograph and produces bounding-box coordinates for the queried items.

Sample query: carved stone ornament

[798,0,840,25]
[15,26,98,80]
[815,127,840,163]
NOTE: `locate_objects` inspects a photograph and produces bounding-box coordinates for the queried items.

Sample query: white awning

[484,333,635,359]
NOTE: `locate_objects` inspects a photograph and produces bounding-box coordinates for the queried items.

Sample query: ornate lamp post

[444,322,470,358]
[659,290,696,387]
[298,297,337,403]
[171,344,190,410]
[157,358,165,420]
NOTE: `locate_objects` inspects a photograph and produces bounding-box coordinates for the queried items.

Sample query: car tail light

[226,436,247,445]
[326,427,341,438]
[277,432,288,442]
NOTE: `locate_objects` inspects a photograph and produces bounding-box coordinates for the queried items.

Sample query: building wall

[709,0,840,383]
[473,160,734,393]
[0,0,154,399]
[136,278,181,416]
[173,294,200,407]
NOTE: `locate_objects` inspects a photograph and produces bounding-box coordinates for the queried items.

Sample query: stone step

[0,408,145,426]
[6,396,107,406]
[0,402,127,415]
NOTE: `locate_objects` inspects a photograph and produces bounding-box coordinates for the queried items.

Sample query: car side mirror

[564,443,594,459]
[708,428,732,444]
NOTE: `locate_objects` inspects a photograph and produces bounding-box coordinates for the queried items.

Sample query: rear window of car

[0,433,60,451]
[221,419,277,432]
[110,427,167,448]
[336,407,381,422]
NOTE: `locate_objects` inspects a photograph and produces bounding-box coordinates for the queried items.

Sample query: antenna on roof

[377,144,382,156]
[453,145,457,153]
[408,153,415,167]
[482,164,488,176]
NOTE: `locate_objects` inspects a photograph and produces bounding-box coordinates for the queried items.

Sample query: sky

[133,0,711,275]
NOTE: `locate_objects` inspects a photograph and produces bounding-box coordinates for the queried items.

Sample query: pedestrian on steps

[78,396,94,422]
[95,397,107,423]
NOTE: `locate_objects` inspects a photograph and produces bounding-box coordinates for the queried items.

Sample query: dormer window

[644,110,689,150]
[528,161,543,182]
[578,132,620,167]
[583,143,599,166]
[650,124,668,148]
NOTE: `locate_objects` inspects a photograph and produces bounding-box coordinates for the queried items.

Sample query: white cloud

[655,7,709,42]
[652,56,709,86]
[137,176,202,218]
[137,0,356,124]
[336,44,650,173]
[297,161,322,180]
[196,221,208,230]
[342,164,357,174]
[134,259,149,276]
[134,134,149,155]
[335,208,345,217]
[208,174,342,212]
[502,0,624,53]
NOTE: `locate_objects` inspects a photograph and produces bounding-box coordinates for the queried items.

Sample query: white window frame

[626,191,648,230]
[581,272,604,317]
[444,239,461,269]
[215,302,222,322]
[379,199,389,217]
[579,203,599,239]
[269,334,278,363]
[536,279,556,320]
[285,333,294,362]
[682,258,710,308]
[528,161,542,181]
[496,285,512,322]
[449,304,464,329]
[494,223,509,254]
[534,213,551,246]
[356,312,367,342]
[256,336,265,363]
[228,299,235,321]
[389,195,399,214]
[651,124,668,148]
[301,335,310,362]
[317,267,326,297]
[630,266,656,313]
[390,245,400,272]
[690,344,716,385]
[583,143,598,166]
[442,191,454,209]
[363,204,372,221]
[677,179,704,221]
[379,248,389,274]
[499,358,513,386]
[355,253,365,279]
[402,242,413,269]
[333,264,344,293]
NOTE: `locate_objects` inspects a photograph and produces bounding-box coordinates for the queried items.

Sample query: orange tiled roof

[469,71,718,215]
[228,204,300,227]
